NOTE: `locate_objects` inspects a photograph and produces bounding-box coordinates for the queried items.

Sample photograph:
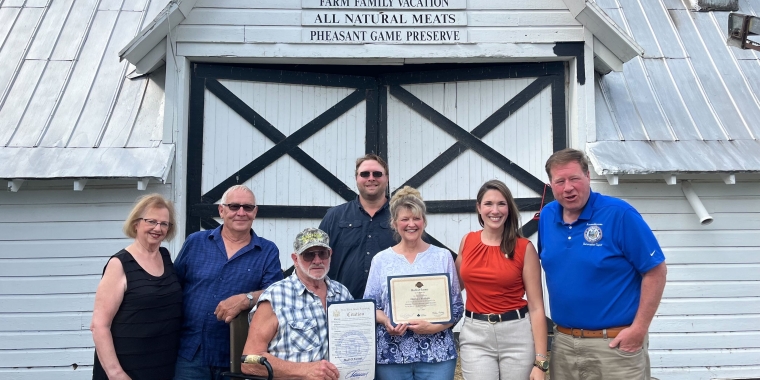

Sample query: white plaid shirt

[252,273,353,363]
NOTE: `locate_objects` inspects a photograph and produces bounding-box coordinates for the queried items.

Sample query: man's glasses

[139,218,172,229]
[223,203,257,212]
[358,171,384,178]
[300,249,331,262]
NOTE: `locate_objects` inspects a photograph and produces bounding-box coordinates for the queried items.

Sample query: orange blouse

[459,230,529,314]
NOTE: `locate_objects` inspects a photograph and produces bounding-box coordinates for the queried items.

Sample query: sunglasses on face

[358,171,384,178]
[223,203,257,212]
[300,249,331,262]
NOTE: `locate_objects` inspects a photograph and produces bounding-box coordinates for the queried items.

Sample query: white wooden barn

[1,0,759,379]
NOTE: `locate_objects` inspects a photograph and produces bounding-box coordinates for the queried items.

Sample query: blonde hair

[389,186,426,241]
[123,194,177,241]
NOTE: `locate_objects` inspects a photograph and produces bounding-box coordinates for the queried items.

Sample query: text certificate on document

[327,300,376,380]
[387,273,453,325]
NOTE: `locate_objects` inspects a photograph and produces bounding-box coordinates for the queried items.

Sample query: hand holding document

[387,273,453,325]
[327,300,376,380]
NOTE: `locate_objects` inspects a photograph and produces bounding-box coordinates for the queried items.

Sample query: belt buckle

[571,328,583,338]
[486,314,501,324]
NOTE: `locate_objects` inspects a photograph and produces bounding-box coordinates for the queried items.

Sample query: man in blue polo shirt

[319,154,396,299]
[538,149,667,380]
[173,185,283,380]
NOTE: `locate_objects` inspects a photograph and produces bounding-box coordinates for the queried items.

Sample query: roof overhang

[0,145,175,181]
[586,140,760,175]
[119,0,197,75]
[563,0,644,73]
[123,0,641,75]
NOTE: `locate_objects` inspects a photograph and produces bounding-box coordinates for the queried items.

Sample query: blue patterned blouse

[363,245,464,364]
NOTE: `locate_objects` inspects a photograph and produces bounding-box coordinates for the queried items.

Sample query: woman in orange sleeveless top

[456,180,548,380]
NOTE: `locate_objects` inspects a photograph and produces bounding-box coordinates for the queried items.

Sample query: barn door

[186,63,565,263]
[187,64,379,265]
[382,63,565,251]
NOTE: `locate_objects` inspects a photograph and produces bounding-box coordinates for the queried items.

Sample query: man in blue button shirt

[538,149,667,380]
[319,154,396,299]
[173,185,283,380]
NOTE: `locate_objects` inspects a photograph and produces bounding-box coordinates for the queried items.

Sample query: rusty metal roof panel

[0,0,172,180]
[592,0,760,174]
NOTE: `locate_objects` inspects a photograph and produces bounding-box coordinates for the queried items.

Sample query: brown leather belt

[556,325,628,338]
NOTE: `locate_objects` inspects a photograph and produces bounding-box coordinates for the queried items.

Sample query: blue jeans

[376,358,457,380]
[174,353,229,380]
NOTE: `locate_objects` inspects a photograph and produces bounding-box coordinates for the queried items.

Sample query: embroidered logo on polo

[584,225,603,244]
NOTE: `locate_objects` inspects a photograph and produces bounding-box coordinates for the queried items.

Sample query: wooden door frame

[186,62,566,239]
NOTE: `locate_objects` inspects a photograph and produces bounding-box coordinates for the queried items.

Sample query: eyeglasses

[139,218,172,229]
[300,249,331,262]
[358,171,384,178]
[223,203,257,212]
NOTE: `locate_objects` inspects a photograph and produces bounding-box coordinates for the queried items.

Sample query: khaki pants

[459,315,535,380]
[550,327,651,380]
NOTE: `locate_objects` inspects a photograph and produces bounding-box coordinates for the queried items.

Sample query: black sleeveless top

[93,248,183,380]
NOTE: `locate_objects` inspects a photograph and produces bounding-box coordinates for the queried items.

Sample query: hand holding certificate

[327,300,376,380]
[387,273,453,325]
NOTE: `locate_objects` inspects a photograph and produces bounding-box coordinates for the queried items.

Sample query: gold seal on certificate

[388,273,453,325]
[327,300,376,380]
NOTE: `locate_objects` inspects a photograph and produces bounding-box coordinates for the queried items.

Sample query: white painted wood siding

[173,0,582,59]
[591,179,760,380]
[0,181,173,379]
[202,80,366,265]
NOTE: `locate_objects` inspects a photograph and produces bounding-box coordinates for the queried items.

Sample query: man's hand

[609,325,646,352]
[301,359,340,380]
[214,294,247,323]
[609,262,666,353]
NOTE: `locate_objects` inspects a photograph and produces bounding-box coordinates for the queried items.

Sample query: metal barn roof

[589,0,760,175]
[0,0,173,181]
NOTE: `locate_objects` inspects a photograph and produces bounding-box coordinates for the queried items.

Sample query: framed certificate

[387,273,453,325]
[327,300,376,380]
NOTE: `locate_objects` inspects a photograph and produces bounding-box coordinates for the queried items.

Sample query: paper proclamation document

[387,273,453,325]
[327,300,376,380]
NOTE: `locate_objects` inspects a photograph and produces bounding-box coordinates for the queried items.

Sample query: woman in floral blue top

[363,186,464,380]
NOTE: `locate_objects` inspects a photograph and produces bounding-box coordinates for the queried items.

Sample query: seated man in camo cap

[242,228,353,380]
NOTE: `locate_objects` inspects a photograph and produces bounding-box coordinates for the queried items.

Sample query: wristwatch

[246,293,254,308]
[534,359,549,372]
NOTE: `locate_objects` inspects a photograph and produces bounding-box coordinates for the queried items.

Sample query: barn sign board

[302,0,466,9]
[301,0,468,43]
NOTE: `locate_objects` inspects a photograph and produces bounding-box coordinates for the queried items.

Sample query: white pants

[459,315,535,380]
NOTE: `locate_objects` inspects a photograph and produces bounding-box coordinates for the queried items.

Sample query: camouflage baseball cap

[294,228,330,255]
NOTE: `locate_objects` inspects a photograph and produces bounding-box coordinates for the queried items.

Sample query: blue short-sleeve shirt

[174,225,283,367]
[538,191,665,329]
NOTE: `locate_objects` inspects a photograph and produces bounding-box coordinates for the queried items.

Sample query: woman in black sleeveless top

[91,194,182,380]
